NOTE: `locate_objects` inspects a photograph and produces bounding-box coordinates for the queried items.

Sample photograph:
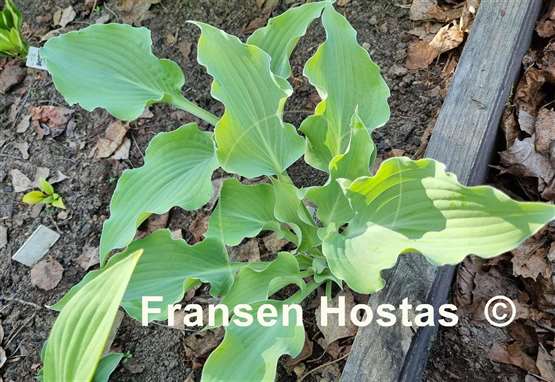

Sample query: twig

[0,295,43,310]
[299,351,351,381]
[5,313,36,347]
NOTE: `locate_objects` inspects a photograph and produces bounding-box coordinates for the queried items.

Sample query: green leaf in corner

[99,123,218,265]
[301,6,390,171]
[42,250,142,382]
[55,229,233,323]
[201,300,305,382]
[247,1,328,79]
[93,352,125,382]
[305,112,375,225]
[206,179,282,246]
[0,0,27,57]
[42,23,186,121]
[192,22,304,177]
[322,157,555,294]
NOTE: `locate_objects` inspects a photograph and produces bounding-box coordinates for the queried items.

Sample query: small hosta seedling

[35,2,555,381]
[0,0,27,57]
[22,178,65,209]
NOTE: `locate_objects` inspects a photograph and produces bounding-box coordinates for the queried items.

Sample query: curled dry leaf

[283,337,313,371]
[406,21,464,70]
[316,290,358,347]
[93,120,130,159]
[429,22,465,55]
[500,137,554,184]
[111,137,131,160]
[30,257,64,291]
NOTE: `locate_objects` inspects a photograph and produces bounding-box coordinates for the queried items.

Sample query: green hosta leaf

[206,179,281,246]
[301,6,390,171]
[93,353,125,382]
[55,229,233,322]
[0,0,26,57]
[323,157,555,293]
[201,300,305,382]
[221,252,305,313]
[42,23,186,121]
[42,250,142,382]
[99,123,218,265]
[305,113,375,225]
[193,22,304,177]
[247,1,327,78]
[273,178,319,251]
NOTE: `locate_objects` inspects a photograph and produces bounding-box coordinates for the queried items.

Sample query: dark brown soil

[0,0,446,381]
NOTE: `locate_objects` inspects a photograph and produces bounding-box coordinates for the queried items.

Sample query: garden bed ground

[1,0,463,381]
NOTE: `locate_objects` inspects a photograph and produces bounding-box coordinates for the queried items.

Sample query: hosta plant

[0,0,27,57]
[37,2,555,381]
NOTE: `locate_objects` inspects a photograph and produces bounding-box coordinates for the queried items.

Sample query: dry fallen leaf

[13,141,29,160]
[75,245,99,271]
[514,68,546,118]
[94,120,130,159]
[178,41,192,63]
[30,257,64,291]
[188,213,209,243]
[283,337,313,371]
[489,342,539,374]
[405,40,438,70]
[429,22,464,55]
[501,108,519,147]
[116,0,160,24]
[535,107,555,157]
[15,114,31,133]
[0,60,25,94]
[10,169,33,192]
[30,106,74,138]
[111,137,131,160]
[409,0,462,22]
[262,232,288,253]
[316,290,358,347]
[405,21,464,70]
[536,344,555,381]
[183,328,224,369]
[511,237,550,281]
[500,137,555,184]
[53,6,76,28]
[230,239,260,262]
[541,41,555,83]
[536,3,555,38]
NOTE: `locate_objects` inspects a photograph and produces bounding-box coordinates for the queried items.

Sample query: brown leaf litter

[30,256,64,291]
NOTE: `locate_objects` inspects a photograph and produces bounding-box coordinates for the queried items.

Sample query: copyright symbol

[484,296,516,327]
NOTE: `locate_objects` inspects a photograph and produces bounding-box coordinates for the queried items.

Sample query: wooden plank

[341,1,543,381]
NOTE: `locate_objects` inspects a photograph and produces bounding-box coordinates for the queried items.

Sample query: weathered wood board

[341,1,543,381]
